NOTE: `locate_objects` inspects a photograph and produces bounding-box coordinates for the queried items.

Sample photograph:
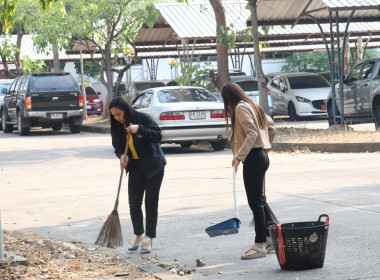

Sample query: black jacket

[112,111,166,180]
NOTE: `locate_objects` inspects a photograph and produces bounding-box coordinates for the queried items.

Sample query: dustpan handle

[233,168,239,219]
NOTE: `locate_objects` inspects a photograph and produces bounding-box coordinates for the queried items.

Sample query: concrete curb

[81,125,380,153]
[272,142,380,153]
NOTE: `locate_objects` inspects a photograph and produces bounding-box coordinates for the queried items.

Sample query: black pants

[242,148,273,243]
[128,159,164,239]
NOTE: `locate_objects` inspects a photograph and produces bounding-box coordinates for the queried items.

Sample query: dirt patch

[0,230,156,280]
[83,116,380,143]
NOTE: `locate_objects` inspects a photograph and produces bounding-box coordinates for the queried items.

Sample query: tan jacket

[231,101,276,162]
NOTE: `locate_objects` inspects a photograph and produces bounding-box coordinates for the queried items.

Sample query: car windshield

[287,75,330,89]
[0,83,12,93]
[136,83,165,91]
[158,88,218,103]
[235,80,258,92]
[30,74,79,92]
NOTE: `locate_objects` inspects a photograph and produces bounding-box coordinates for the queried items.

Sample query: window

[131,94,145,109]
[235,80,258,92]
[158,88,217,103]
[361,62,374,79]
[287,75,330,89]
[30,74,79,92]
[271,78,280,89]
[8,78,19,93]
[22,77,29,91]
[346,63,362,83]
[139,92,153,108]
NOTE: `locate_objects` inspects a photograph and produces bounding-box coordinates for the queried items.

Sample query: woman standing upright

[109,96,166,254]
[221,82,276,260]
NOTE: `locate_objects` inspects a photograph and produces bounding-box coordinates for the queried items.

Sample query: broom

[95,132,130,248]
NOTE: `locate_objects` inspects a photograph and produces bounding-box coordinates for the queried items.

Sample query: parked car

[131,81,166,96]
[267,73,330,121]
[204,76,274,117]
[85,86,103,115]
[1,72,83,135]
[131,86,228,151]
[326,58,380,131]
[0,79,14,130]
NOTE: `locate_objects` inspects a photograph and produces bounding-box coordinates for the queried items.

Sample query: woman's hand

[232,158,240,172]
[126,124,139,134]
[120,155,129,170]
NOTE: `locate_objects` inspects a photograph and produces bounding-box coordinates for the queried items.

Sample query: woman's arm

[134,113,162,143]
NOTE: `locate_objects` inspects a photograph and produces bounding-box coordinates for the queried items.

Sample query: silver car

[267,73,330,121]
[131,86,228,151]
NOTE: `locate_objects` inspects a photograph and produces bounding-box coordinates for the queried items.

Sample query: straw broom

[95,133,130,248]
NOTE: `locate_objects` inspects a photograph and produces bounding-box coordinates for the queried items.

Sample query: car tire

[327,102,342,126]
[375,103,380,132]
[52,122,63,131]
[211,139,227,151]
[2,110,13,133]
[18,112,30,136]
[180,142,192,148]
[288,102,300,121]
[69,121,81,133]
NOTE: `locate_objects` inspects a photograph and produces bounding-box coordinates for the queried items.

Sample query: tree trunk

[356,37,363,63]
[52,44,60,72]
[102,48,113,120]
[343,38,350,76]
[209,0,230,91]
[250,0,270,115]
[15,23,23,76]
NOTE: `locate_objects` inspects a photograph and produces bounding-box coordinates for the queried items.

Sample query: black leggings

[242,148,273,243]
[128,159,164,239]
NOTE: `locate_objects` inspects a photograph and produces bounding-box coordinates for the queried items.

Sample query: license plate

[321,104,326,110]
[50,113,63,119]
[86,105,92,109]
[190,111,206,120]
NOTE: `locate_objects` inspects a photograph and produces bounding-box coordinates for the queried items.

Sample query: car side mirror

[1,88,7,94]
[97,91,101,95]
[280,85,287,93]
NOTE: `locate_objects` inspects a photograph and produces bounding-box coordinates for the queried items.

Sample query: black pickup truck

[1,72,83,135]
[326,58,380,131]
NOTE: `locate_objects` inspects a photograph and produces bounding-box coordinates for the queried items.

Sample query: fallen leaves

[1,230,153,279]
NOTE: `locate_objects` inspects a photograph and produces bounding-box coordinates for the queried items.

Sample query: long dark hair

[221,82,267,131]
[109,96,136,149]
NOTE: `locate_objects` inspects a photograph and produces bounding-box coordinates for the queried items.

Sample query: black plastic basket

[268,214,329,270]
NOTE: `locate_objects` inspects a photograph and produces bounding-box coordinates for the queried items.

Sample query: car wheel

[69,120,81,133]
[180,142,192,148]
[375,103,380,132]
[2,110,13,133]
[327,102,342,126]
[211,139,227,151]
[52,122,63,131]
[288,102,300,121]
[18,112,30,136]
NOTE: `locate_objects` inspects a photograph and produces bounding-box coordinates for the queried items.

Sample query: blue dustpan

[206,168,240,237]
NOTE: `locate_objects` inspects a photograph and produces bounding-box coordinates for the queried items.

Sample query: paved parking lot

[1,129,379,279]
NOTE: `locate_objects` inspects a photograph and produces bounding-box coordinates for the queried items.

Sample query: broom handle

[114,131,131,210]
[263,175,280,224]
[233,168,239,219]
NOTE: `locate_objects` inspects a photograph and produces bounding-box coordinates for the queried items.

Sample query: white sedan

[131,86,228,151]
[267,73,330,121]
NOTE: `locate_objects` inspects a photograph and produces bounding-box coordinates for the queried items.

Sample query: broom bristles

[95,210,123,248]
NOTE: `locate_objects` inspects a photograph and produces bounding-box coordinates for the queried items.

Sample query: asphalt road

[1,128,380,280]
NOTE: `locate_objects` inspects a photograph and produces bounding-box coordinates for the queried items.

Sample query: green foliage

[282,52,330,72]
[1,0,65,32]
[0,34,19,60]
[132,3,160,29]
[74,60,100,79]
[363,49,380,60]
[22,55,47,74]
[175,58,211,86]
[216,24,236,53]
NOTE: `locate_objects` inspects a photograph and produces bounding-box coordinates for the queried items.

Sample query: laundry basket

[268,214,329,270]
